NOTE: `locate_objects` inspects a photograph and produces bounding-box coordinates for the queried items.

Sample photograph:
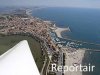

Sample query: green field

[0,35,44,71]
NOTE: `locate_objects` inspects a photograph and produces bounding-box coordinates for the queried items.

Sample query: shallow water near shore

[32,7,100,75]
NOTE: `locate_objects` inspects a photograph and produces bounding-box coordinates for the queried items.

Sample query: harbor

[50,24,100,50]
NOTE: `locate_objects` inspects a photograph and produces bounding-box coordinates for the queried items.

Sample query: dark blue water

[32,7,100,44]
[32,7,100,75]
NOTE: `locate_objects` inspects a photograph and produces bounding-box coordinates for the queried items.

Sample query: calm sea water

[32,7,100,75]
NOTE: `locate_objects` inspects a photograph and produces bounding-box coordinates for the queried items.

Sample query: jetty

[54,26,70,38]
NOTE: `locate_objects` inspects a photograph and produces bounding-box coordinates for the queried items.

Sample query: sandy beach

[54,27,70,38]
[62,48,85,75]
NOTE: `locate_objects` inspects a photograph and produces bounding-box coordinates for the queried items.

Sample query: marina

[50,25,100,50]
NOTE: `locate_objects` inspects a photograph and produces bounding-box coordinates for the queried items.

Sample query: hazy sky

[0,0,100,8]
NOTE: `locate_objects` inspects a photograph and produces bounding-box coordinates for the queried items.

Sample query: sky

[0,0,100,8]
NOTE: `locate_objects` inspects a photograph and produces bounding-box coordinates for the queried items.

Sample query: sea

[32,7,100,75]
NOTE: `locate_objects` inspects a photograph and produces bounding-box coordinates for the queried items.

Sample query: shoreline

[50,24,86,75]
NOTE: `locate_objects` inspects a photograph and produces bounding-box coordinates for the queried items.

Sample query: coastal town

[0,9,88,75]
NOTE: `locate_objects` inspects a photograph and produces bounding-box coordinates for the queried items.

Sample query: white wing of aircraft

[0,40,40,75]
